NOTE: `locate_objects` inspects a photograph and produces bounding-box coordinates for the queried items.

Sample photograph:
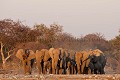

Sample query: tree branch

[7,49,14,56]
[5,54,13,61]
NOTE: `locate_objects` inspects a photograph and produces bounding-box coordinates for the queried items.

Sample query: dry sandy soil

[0,56,120,80]
[0,69,120,80]
[0,74,120,80]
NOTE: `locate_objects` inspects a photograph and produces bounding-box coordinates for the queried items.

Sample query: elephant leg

[28,61,32,74]
[68,66,71,74]
[101,69,105,74]
[52,60,55,74]
[59,69,63,74]
[28,66,32,74]
[88,68,91,74]
[49,61,52,74]
[36,60,41,74]
[70,65,72,74]
[96,62,102,74]
[90,69,94,74]
[99,67,103,74]
[94,69,97,74]
[77,63,81,74]
[47,61,52,74]
[81,62,85,74]
[89,62,94,74]
[70,65,73,74]
[41,60,44,73]
[63,68,66,74]
[85,59,90,74]
[63,61,66,74]
[101,66,105,74]
[43,62,48,74]
[73,66,75,74]
[23,61,27,74]
[67,61,71,74]
[30,59,34,68]
[23,65,27,74]
[75,65,77,74]
[94,63,98,74]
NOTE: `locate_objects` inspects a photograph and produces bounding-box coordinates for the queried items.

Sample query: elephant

[58,48,68,74]
[75,51,83,74]
[49,48,68,74]
[16,49,35,74]
[81,50,91,74]
[35,49,52,74]
[49,48,60,74]
[66,50,77,74]
[88,49,106,74]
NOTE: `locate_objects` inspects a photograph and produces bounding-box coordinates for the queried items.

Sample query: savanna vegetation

[0,19,120,73]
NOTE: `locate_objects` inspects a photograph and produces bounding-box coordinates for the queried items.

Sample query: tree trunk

[2,60,6,69]
[0,42,6,69]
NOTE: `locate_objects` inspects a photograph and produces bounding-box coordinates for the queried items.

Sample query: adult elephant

[35,49,52,74]
[58,48,68,74]
[16,49,35,74]
[81,51,91,74]
[89,49,106,74]
[49,48,60,74]
[67,51,77,74]
[75,51,83,74]
[49,48,68,74]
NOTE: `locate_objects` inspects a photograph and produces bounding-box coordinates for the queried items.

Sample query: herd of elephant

[16,48,106,75]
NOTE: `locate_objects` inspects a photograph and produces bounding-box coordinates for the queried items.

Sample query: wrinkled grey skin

[58,49,67,74]
[66,53,77,74]
[89,54,106,74]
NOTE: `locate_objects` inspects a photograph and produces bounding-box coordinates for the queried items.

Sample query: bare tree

[0,41,14,69]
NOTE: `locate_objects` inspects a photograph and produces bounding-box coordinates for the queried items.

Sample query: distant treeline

[0,19,120,61]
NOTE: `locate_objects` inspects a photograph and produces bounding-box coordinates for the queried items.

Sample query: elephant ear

[16,49,24,61]
[28,50,35,60]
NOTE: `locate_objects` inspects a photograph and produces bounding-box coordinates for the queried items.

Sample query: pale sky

[0,0,120,40]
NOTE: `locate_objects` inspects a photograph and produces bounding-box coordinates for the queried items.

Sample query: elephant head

[35,49,51,74]
[75,51,83,74]
[16,49,35,74]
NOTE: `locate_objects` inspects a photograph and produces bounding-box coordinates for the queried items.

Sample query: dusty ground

[0,74,120,80]
[0,69,120,80]
[0,56,120,80]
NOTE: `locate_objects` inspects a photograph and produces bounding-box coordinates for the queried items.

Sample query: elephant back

[93,49,103,56]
